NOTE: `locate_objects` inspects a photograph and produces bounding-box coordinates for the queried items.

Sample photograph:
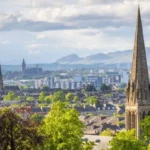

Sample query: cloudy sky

[0,0,150,64]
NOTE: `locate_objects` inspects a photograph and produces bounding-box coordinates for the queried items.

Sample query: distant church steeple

[0,64,3,91]
[126,6,150,138]
[22,58,26,73]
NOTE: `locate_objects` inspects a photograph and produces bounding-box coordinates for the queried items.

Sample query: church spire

[0,64,3,91]
[126,4,150,139]
[22,58,26,73]
[129,6,150,103]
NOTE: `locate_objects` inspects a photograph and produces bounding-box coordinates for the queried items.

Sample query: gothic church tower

[126,6,150,138]
[0,64,3,91]
[22,58,26,73]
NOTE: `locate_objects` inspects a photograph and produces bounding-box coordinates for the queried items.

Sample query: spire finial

[138,0,140,7]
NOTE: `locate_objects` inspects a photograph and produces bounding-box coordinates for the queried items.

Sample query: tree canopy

[0,108,44,150]
[26,96,34,101]
[85,96,99,105]
[100,84,111,92]
[85,84,96,92]
[73,96,80,102]
[109,129,146,150]
[3,92,21,101]
[42,102,92,150]
[141,116,150,146]
[66,92,74,102]
[38,92,46,103]
[100,128,113,136]
[51,91,66,103]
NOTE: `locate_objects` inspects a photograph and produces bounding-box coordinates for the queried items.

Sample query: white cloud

[1,40,10,44]
[35,28,134,53]
[0,0,150,64]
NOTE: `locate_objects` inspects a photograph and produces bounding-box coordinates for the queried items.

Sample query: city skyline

[0,0,150,64]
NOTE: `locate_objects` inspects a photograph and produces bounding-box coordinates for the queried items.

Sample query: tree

[109,129,146,150]
[38,92,46,103]
[140,116,150,145]
[24,85,30,89]
[66,92,74,102]
[26,96,34,101]
[85,96,99,105]
[100,84,111,92]
[42,102,90,150]
[85,84,96,92]
[30,113,45,124]
[44,96,52,104]
[83,141,95,150]
[100,128,113,136]
[3,92,21,101]
[0,108,44,150]
[118,122,125,128]
[51,91,66,103]
[73,96,80,102]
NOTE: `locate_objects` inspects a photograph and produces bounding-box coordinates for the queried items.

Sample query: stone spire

[128,6,150,104]
[126,5,150,139]
[0,64,3,91]
[22,58,26,73]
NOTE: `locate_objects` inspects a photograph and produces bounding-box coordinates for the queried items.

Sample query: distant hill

[56,54,81,64]
[2,48,150,72]
[55,48,150,65]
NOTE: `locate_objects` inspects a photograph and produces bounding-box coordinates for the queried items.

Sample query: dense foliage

[0,103,94,150]
[85,96,99,105]
[0,108,44,150]
[51,91,66,103]
[100,84,111,92]
[109,129,146,150]
[85,84,96,92]
[100,128,113,136]
[41,102,85,150]
[3,91,21,101]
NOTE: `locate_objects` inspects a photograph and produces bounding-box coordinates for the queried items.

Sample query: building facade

[125,6,150,138]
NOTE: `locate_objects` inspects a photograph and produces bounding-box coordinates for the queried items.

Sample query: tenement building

[126,6,150,138]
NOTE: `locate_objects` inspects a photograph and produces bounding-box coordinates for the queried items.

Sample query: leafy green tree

[66,92,74,101]
[26,96,34,101]
[38,92,46,103]
[100,128,113,136]
[73,96,80,102]
[118,122,125,128]
[51,91,66,103]
[42,102,87,150]
[0,108,44,150]
[109,129,146,150]
[83,141,95,150]
[3,92,21,101]
[24,85,30,89]
[19,86,24,90]
[141,116,150,145]
[44,96,51,104]
[85,96,98,105]
[30,113,45,124]
[100,84,111,92]
[85,84,96,92]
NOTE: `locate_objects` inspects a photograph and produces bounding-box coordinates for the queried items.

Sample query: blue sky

[0,0,150,64]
